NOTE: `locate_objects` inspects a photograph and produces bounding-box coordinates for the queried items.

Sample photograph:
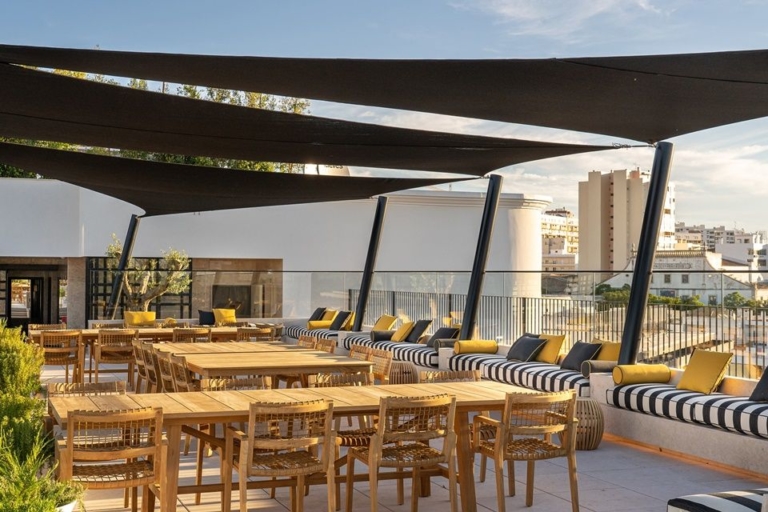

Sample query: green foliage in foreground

[0,321,45,396]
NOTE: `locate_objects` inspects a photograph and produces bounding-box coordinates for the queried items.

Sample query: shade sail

[0,142,471,216]
[0,64,613,176]
[2,45,768,143]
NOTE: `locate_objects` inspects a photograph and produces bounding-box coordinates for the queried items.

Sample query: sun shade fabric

[0,142,468,216]
[4,45,768,143]
[0,63,612,176]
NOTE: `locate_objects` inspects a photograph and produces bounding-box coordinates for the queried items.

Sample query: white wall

[0,179,551,273]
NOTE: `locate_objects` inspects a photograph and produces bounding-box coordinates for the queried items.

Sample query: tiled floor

[45,365,766,512]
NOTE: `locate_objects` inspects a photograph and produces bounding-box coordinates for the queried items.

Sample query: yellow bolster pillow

[307,320,333,330]
[124,311,156,327]
[454,340,498,355]
[612,364,671,386]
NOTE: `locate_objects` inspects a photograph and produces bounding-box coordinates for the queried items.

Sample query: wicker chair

[308,372,375,510]
[93,329,137,388]
[348,344,372,361]
[131,339,148,393]
[474,390,579,512]
[223,399,336,512]
[345,393,458,512]
[154,349,176,393]
[297,334,317,348]
[235,326,275,342]
[315,338,337,354]
[369,347,393,384]
[139,342,160,393]
[172,327,213,343]
[55,407,165,512]
[39,330,83,384]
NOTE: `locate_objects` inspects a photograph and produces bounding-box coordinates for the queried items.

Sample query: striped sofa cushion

[668,489,768,512]
[449,353,506,372]
[691,395,768,438]
[607,384,707,423]
[284,325,338,341]
[483,360,590,396]
[343,334,438,367]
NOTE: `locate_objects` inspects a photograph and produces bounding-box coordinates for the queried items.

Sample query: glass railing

[87,268,767,377]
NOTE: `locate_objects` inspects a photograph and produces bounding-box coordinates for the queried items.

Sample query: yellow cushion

[612,364,671,385]
[595,341,622,361]
[307,320,333,330]
[341,312,355,331]
[390,322,415,342]
[213,308,237,325]
[372,314,397,331]
[677,349,733,394]
[124,311,156,327]
[535,334,566,364]
[454,340,498,355]
[321,309,338,321]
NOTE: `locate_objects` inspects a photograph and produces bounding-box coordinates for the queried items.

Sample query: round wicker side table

[575,397,604,450]
[389,361,418,384]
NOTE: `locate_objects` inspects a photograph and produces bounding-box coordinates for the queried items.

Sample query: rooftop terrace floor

[44,365,766,512]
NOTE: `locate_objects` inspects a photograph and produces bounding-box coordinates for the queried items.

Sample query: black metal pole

[619,142,674,364]
[353,196,388,331]
[460,174,503,340]
[105,214,141,320]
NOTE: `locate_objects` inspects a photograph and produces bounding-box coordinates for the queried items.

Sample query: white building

[541,208,578,272]
[578,168,676,272]
[0,178,551,328]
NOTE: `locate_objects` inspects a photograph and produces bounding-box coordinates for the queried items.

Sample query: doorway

[4,266,66,331]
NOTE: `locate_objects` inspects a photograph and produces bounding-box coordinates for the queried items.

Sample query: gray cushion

[329,310,351,331]
[425,327,460,347]
[506,335,547,362]
[749,368,768,402]
[560,341,602,371]
[405,319,432,343]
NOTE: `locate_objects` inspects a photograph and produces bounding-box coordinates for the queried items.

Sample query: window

[681,275,689,284]
[663,274,671,284]
[708,295,718,306]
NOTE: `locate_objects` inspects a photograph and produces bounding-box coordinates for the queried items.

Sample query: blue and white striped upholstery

[484,360,591,396]
[342,334,437,367]
[691,395,768,438]
[449,353,506,372]
[668,489,768,512]
[284,325,338,340]
[607,384,706,423]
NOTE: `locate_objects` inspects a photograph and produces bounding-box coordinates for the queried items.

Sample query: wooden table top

[181,350,373,378]
[152,341,310,354]
[50,380,528,426]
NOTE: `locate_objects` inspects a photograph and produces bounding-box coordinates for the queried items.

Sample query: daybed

[590,351,768,477]
[338,324,458,369]
[446,335,620,397]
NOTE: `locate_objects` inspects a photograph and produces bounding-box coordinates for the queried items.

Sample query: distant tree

[724,291,747,309]
[106,235,191,312]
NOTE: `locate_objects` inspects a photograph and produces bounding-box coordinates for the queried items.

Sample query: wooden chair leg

[345,456,355,512]
[411,467,420,512]
[568,452,580,512]
[526,460,535,506]
[369,461,379,512]
[495,456,507,512]
[507,459,515,496]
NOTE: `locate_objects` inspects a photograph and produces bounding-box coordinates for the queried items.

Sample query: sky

[3,0,768,231]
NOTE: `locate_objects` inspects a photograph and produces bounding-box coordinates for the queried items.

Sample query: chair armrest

[472,415,500,448]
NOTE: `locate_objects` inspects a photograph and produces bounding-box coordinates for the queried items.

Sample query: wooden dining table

[180,350,373,378]
[49,380,532,512]
[28,326,241,344]
[152,341,313,355]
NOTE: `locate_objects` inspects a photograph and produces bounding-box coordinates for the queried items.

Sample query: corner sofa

[590,369,768,477]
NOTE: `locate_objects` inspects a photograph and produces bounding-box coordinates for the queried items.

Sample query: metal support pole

[105,214,141,320]
[353,196,388,331]
[460,174,503,340]
[619,142,674,364]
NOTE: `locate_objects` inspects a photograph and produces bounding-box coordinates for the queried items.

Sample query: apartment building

[541,208,578,272]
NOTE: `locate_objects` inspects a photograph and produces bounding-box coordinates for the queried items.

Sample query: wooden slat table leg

[455,410,477,512]
[162,424,182,512]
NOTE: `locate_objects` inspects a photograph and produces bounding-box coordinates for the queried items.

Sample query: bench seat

[343,333,438,367]
[668,488,768,511]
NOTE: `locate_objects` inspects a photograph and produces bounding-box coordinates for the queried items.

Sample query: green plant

[0,394,47,462]
[0,430,84,512]
[0,321,45,396]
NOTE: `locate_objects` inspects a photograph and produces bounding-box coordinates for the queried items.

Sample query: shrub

[0,321,45,396]
[0,394,47,462]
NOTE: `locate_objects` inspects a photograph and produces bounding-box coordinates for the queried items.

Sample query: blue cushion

[560,341,602,371]
[507,335,547,361]
[308,307,326,321]
[405,319,432,343]
[198,310,215,326]
[329,311,352,331]
[425,327,460,347]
